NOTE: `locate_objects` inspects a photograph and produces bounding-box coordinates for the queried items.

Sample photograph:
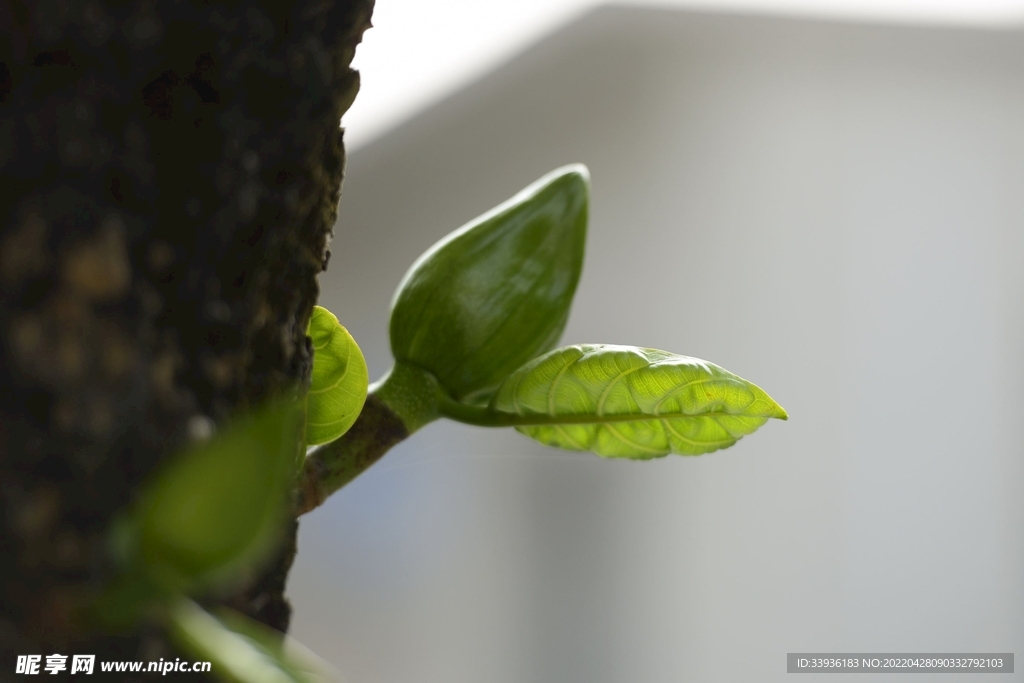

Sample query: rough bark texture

[0,0,373,674]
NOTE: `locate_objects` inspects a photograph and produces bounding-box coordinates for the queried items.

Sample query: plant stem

[296,359,775,514]
[296,363,441,515]
[296,394,408,515]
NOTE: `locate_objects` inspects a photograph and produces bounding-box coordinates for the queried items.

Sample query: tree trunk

[0,0,373,671]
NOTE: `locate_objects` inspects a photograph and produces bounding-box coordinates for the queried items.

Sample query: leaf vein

[660,418,736,450]
[603,423,664,455]
[596,363,646,417]
[651,377,743,414]
[546,349,579,416]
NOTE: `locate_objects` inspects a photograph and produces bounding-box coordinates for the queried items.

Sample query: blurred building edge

[292,7,1024,683]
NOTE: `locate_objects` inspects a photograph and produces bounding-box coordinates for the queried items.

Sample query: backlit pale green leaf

[306,306,368,445]
[137,401,301,590]
[491,344,787,459]
[168,598,325,683]
[390,165,588,402]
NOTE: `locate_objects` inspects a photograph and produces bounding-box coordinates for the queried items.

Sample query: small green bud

[390,164,589,402]
[306,306,368,445]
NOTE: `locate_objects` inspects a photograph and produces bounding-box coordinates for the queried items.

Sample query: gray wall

[288,7,1024,682]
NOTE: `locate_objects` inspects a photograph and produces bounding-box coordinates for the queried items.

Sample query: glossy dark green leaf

[137,402,301,590]
[168,598,325,683]
[306,306,368,445]
[390,164,589,402]
[491,344,787,459]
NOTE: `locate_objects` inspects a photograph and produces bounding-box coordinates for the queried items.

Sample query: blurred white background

[344,0,1024,148]
[290,3,1024,682]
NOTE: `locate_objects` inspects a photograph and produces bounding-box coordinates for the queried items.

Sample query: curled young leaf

[390,164,589,402]
[306,306,368,445]
[168,598,325,683]
[136,401,301,591]
[490,345,787,459]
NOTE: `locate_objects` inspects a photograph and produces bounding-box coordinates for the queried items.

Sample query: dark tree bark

[0,0,373,673]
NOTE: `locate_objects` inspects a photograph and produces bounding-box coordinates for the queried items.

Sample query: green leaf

[390,164,589,402]
[87,570,168,632]
[168,597,326,683]
[136,401,301,591]
[306,305,368,445]
[490,344,787,459]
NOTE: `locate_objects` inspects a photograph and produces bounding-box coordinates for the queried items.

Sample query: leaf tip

[557,162,590,183]
[549,163,590,200]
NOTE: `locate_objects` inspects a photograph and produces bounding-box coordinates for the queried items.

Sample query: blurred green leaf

[168,598,326,683]
[491,344,787,459]
[88,570,167,632]
[136,401,301,591]
[390,164,589,402]
[306,306,368,445]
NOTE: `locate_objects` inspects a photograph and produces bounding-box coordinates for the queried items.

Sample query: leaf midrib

[508,409,765,426]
